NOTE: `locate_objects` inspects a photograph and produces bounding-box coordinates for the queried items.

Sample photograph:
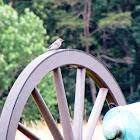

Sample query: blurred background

[0,0,140,139]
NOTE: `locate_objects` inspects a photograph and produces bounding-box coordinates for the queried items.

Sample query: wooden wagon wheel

[0,49,126,140]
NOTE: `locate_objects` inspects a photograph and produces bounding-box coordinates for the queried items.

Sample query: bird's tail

[46,48,50,52]
[46,45,52,52]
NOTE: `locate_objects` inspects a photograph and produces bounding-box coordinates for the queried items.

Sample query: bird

[46,38,64,52]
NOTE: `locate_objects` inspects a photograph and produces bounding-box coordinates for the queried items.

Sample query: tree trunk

[83,0,97,104]
[129,73,134,96]
[9,0,14,7]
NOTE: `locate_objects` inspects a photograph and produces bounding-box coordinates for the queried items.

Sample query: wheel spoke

[73,68,86,140]
[18,122,40,140]
[53,67,75,140]
[83,88,108,140]
[31,87,63,140]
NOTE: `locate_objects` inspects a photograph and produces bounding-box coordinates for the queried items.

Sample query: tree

[0,4,58,121]
[128,4,140,103]
[0,4,46,97]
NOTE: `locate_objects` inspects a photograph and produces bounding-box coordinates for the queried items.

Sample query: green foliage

[0,5,46,94]
[127,84,140,103]
[56,10,85,30]
[98,12,131,29]
[0,4,61,122]
[0,4,53,122]
[131,5,140,90]
[131,5,140,45]
[31,0,86,48]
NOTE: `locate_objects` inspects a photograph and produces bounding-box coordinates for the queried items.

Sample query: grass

[15,120,105,140]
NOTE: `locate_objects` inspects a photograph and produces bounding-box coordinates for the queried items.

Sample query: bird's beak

[62,39,64,42]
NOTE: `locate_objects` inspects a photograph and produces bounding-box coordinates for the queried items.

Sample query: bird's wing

[46,43,58,52]
[50,42,59,49]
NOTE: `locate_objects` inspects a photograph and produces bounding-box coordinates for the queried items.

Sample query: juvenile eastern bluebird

[46,38,64,52]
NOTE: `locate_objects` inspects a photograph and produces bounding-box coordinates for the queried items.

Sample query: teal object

[102,102,140,140]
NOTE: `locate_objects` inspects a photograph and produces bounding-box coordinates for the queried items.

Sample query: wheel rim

[0,49,126,140]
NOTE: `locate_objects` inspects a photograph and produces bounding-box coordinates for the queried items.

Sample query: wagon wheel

[0,49,126,140]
